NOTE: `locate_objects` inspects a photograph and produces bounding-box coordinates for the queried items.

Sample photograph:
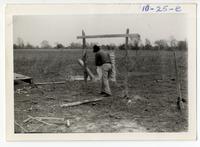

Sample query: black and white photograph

[5,4,197,140]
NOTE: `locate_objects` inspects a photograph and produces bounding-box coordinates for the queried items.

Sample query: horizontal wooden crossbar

[77,33,140,39]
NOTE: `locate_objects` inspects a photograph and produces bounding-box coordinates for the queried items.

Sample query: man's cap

[93,45,100,53]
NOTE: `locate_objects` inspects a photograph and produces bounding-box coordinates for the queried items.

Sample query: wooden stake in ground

[124,28,129,98]
[82,30,88,83]
[173,49,184,111]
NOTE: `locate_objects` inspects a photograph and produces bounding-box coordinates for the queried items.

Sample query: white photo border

[5,3,197,141]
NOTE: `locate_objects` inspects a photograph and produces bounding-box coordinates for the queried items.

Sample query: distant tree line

[13,37,187,51]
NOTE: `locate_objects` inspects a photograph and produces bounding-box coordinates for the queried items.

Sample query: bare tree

[144,38,152,50]
[154,39,169,50]
[55,42,65,49]
[129,34,141,47]
[16,37,25,48]
[169,36,177,48]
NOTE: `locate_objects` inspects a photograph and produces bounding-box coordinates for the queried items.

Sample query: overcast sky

[13,14,187,46]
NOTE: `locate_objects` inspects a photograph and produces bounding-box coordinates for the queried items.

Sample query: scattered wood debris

[21,115,68,133]
[14,121,28,133]
[30,124,44,132]
[23,117,32,123]
[27,115,56,126]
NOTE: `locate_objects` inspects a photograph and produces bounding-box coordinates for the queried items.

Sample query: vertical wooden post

[82,30,88,83]
[173,50,184,111]
[124,28,129,98]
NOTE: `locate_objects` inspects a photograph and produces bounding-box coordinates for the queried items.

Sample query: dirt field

[14,49,188,133]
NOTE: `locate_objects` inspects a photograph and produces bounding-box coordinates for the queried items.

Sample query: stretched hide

[109,52,116,82]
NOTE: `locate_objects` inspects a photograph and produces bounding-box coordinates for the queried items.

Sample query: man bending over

[93,45,112,97]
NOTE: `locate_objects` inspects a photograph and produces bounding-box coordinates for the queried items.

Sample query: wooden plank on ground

[23,117,32,123]
[27,115,56,126]
[35,81,66,85]
[60,97,104,107]
[34,117,65,121]
[34,76,91,85]
[14,73,33,84]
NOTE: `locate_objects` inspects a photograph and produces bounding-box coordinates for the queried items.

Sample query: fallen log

[60,97,104,107]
